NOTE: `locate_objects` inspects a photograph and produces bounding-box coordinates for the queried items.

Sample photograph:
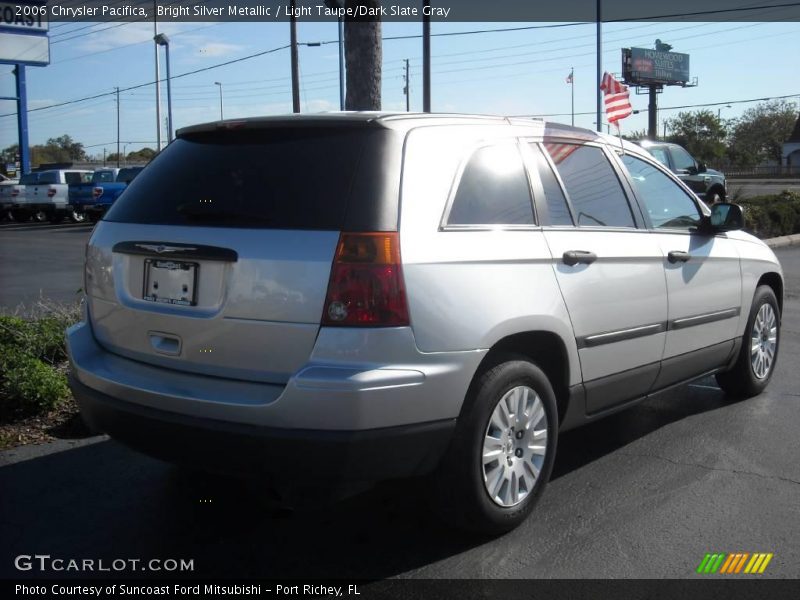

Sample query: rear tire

[11,209,30,222]
[716,285,780,398]
[69,210,86,223]
[432,355,558,535]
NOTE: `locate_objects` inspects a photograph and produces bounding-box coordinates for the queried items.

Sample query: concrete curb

[764,234,800,249]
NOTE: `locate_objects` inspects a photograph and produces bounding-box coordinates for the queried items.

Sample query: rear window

[117,168,142,183]
[37,172,58,184]
[93,171,117,183]
[20,173,39,185]
[105,127,377,230]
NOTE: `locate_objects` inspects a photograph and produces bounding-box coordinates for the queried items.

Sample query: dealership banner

[9,0,800,23]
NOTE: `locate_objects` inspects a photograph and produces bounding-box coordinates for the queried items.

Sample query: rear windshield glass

[117,167,143,183]
[20,173,39,185]
[37,172,58,184]
[93,171,117,183]
[105,128,371,229]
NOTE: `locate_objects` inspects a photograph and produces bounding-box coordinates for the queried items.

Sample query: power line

[513,93,800,118]
[0,44,291,118]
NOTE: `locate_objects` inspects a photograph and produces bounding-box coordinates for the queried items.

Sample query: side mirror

[696,161,707,173]
[707,202,744,232]
[686,166,698,175]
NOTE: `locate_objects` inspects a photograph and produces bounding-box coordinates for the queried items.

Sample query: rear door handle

[668,250,691,264]
[562,250,597,266]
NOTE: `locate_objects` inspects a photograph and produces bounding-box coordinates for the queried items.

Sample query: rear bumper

[67,320,483,480]
[71,374,454,480]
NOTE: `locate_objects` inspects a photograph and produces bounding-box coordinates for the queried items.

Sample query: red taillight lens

[47,187,56,197]
[92,187,103,199]
[11,189,18,197]
[322,232,409,327]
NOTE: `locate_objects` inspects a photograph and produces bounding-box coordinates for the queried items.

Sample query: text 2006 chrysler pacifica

[67,113,782,533]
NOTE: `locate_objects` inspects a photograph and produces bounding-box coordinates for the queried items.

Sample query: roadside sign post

[15,65,30,175]
[0,0,50,176]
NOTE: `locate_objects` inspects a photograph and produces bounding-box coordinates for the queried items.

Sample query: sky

[1,17,799,160]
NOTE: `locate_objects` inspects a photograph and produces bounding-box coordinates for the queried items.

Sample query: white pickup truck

[10,169,92,223]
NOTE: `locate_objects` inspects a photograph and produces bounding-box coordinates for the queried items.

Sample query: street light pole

[214,82,224,120]
[115,86,120,167]
[155,33,173,142]
[153,0,162,151]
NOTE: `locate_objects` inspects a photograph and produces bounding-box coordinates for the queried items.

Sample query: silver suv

[67,114,783,534]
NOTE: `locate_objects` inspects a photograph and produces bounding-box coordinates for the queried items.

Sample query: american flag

[599,72,632,125]
[544,142,579,165]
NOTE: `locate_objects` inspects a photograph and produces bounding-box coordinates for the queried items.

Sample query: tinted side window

[670,146,696,171]
[622,155,701,230]
[531,144,572,226]
[543,143,634,228]
[447,144,534,226]
[647,146,670,168]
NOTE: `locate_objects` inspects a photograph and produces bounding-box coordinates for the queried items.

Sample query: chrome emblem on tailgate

[136,244,197,254]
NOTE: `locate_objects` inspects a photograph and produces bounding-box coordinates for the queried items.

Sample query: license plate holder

[143,259,198,306]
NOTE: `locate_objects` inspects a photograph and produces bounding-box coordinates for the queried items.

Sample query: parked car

[14,169,93,223]
[2,172,43,222]
[637,140,727,204]
[0,173,20,219]
[67,114,783,534]
[69,167,144,223]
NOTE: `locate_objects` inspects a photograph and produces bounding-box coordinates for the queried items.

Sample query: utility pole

[422,0,431,112]
[290,0,300,113]
[115,86,120,167]
[153,0,162,151]
[403,59,410,112]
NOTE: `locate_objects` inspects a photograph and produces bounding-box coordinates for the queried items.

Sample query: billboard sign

[0,2,49,33]
[622,47,690,86]
[0,1,49,66]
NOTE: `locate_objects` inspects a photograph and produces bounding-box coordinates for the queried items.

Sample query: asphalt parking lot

[0,223,799,579]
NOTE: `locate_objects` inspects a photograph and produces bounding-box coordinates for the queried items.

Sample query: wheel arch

[757,272,784,315]
[466,330,573,426]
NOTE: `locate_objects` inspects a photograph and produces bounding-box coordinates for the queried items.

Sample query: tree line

[1,136,156,172]
[625,99,798,167]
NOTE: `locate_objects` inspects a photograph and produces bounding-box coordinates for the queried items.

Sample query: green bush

[0,305,77,417]
[1,345,69,414]
[738,191,800,239]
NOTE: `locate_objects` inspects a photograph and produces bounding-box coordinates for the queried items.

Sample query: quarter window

[622,155,701,230]
[446,144,535,226]
[542,143,634,228]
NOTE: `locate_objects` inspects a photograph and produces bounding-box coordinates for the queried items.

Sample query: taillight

[47,187,56,197]
[11,189,18,197]
[92,187,103,199]
[322,232,409,327]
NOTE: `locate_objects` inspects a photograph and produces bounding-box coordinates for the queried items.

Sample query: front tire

[716,285,780,398]
[433,356,558,535]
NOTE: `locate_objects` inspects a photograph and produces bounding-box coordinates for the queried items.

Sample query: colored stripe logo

[696,552,773,574]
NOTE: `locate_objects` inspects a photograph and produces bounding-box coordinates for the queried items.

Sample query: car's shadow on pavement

[1,379,734,580]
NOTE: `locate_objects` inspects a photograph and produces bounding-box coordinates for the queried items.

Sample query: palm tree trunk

[344,0,382,110]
